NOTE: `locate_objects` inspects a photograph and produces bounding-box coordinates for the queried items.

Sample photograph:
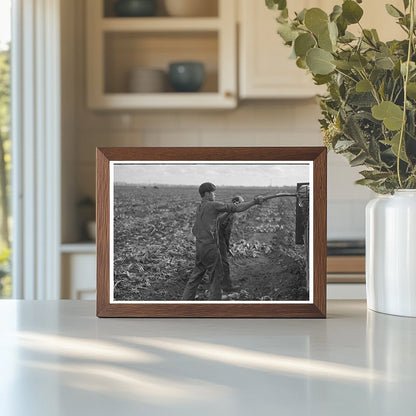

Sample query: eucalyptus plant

[266,0,416,193]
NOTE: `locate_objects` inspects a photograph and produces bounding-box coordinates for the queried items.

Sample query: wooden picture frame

[96,147,327,318]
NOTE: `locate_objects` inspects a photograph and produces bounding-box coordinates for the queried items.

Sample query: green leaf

[328,21,338,45]
[360,170,391,181]
[363,29,376,46]
[330,5,342,22]
[266,0,287,11]
[401,61,416,76]
[378,78,386,100]
[393,60,402,79]
[371,29,380,43]
[350,151,368,167]
[399,14,411,29]
[348,92,377,107]
[344,115,367,147]
[318,27,334,52]
[304,8,329,35]
[342,0,364,24]
[407,82,416,99]
[336,15,348,36]
[276,14,287,24]
[350,54,368,70]
[339,31,356,43]
[386,132,409,162]
[289,44,297,59]
[334,140,355,151]
[277,23,298,43]
[333,60,353,70]
[294,33,316,58]
[408,109,416,137]
[313,74,332,85]
[403,0,410,10]
[355,178,377,186]
[306,48,335,75]
[375,55,395,70]
[385,4,404,18]
[372,101,404,130]
[356,79,372,92]
[369,136,382,163]
[296,57,308,69]
[296,8,307,23]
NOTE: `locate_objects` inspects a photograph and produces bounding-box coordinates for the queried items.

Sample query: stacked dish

[128,68,167,93]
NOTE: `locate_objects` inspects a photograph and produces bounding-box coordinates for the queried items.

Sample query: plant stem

[397,0,415,188]
[334,68,358,84]
[358,69,381,104]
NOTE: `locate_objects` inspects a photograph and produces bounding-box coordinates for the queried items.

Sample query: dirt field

[113,184,309,301]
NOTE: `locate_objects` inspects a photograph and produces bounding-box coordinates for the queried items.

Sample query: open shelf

[101,17,221,31]
[86,0,236,109]
[103,0,219,18]
[104,31,218,94]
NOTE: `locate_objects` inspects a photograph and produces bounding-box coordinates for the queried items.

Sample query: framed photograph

[96,147,327,318]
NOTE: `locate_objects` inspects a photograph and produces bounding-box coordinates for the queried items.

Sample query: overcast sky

[113,163,311,187]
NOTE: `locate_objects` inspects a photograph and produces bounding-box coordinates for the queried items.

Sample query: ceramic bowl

[168,62,205,92]
[114,0,158,17]
[128,68,167,93]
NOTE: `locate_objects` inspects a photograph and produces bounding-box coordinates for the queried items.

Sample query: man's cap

[199,182,216,196]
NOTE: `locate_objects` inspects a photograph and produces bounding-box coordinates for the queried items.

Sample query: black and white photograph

[110,161,312,303]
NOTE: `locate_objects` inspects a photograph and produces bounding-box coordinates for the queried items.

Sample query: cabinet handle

[224,91,234,99]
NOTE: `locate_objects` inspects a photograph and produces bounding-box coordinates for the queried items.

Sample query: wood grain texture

[96,148,110,317]
[96,147,327,318]
[313,148,327,318]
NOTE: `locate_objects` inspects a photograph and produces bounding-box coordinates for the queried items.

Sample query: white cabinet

[238,0,404,99]
[86,0,237,109]
[61,244,96,300]
[238,0,325,99]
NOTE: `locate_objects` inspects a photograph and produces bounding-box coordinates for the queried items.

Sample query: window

[0,0,11,298]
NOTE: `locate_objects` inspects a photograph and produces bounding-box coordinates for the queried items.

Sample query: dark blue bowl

[114,0,157,17]
[168,62,205,92]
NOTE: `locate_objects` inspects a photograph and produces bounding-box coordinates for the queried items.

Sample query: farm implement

[255,182,310,288]
[256,182,309,246]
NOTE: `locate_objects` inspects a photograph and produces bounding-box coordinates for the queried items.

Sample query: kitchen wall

[61,0,374,243]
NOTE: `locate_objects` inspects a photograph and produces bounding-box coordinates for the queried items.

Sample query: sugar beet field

[113,184,309,301]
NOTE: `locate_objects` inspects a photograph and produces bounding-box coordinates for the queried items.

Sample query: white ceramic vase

[366,190,416,317]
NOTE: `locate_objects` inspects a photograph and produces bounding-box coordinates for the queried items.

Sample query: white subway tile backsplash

[200,129,256,146]
[132,112,180,130]
[254,130,322,146]
[293,99,322,129]
[142,130,200,146]
[178,111,227,130]
[75,111,134,131]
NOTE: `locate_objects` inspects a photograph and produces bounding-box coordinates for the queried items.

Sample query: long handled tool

[255,183,309,245]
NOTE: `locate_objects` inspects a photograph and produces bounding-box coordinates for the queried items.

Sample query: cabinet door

[239,0,326,99]
[239,0,404,99]
[61,253,96,300]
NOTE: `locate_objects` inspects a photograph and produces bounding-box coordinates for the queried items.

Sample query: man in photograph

[217,195,244,293]
[182,183,263,301]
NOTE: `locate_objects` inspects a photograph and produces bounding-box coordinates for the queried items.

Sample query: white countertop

[0,300,415,415]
